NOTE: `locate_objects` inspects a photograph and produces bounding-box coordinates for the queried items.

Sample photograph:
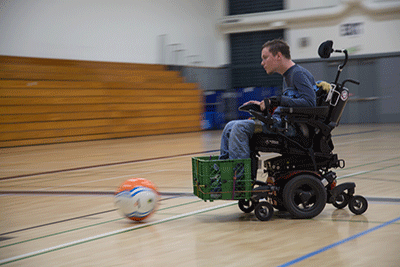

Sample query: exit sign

[340,22,364,36]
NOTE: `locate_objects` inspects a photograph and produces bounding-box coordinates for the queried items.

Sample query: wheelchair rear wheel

[282,174,327,219]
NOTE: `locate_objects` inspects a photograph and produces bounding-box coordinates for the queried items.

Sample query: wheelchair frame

[238,41,368,221]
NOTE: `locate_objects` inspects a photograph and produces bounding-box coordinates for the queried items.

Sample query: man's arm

[280,71,316,107]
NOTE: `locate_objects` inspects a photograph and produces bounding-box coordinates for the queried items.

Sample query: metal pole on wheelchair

[333,49,348,84]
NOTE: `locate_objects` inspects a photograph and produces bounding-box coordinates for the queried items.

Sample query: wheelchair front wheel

[254,202,274,221]
[238,199,256,213]
[348,195,368,215]
[332,192,350,209]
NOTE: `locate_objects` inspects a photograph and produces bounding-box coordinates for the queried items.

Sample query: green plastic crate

[192,156,253,201]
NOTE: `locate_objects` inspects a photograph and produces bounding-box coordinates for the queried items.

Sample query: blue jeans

[219,119,297,160]
[219,120,255,160]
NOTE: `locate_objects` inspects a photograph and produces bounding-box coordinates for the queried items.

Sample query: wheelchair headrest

[318,40,333,58]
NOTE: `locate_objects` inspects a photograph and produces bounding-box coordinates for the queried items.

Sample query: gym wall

[0,0,228,67]
[1,1,399,67]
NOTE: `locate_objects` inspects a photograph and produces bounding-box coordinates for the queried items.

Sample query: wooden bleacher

[0,55,202,148]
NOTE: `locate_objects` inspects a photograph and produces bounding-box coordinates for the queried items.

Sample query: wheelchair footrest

[251,185,278,201]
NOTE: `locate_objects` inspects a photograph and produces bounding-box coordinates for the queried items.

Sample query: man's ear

[276,52,283,60]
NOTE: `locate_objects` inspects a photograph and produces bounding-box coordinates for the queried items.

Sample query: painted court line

[0,149,219,180]
[337,163,400,180]
[0,132,385,181]
[0,202,235,265]
[277,215,400,267]
[0,199,203,249]
[337,170,369,179]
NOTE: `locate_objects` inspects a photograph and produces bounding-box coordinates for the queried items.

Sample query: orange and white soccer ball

[114,178,160,221]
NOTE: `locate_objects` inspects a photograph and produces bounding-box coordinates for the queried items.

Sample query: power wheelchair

[238,40,368,221]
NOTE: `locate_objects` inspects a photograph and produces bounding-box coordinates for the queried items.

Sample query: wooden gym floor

[0,123,399,266]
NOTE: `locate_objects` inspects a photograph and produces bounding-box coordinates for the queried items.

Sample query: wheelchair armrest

[238,103,261,112]
[249,110,275,126]
[280,106,329,118]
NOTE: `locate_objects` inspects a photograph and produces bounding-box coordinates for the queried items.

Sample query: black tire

[349,195,368,215]
[238,199,256,213]
[332,193,350,209]
[254,202,274,221]
[283,174,327,219]
[273,202,287,212]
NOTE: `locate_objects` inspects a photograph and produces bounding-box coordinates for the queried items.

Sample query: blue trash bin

[203,90,226,129]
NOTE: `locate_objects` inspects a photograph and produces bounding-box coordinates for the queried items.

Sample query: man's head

[261,39,293,75]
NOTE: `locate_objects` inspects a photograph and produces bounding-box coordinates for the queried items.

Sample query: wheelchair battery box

[192,156,253,201]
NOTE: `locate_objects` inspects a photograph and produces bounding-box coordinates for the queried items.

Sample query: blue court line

[277,215,400,267]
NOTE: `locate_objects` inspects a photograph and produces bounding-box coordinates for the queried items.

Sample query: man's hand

[243,100,266,111]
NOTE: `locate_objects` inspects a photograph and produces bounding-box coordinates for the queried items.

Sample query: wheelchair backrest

[317,84,349,127]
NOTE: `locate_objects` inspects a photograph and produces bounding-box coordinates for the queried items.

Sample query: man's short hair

[262,39,291,59]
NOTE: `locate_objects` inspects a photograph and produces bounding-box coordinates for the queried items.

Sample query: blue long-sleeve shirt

[273,64,316,121]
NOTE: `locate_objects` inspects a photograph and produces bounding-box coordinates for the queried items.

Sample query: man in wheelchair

[219,39,317,161]
[218,39,368,221]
